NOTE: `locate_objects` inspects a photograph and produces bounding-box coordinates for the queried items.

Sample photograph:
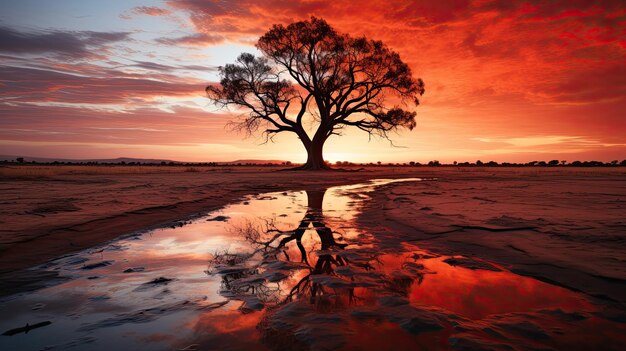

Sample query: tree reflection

[205,186,438,350]
[207,186,383,309]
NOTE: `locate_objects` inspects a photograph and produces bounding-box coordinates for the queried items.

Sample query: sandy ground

[357,167,626,304]
[1,165,624,307]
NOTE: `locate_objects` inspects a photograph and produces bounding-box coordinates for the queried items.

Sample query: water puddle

[0,178,623,350]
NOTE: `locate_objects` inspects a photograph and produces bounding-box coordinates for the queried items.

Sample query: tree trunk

[291,134,330,170]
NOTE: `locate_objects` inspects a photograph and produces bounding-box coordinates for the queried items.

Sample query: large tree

[207,17,424,170]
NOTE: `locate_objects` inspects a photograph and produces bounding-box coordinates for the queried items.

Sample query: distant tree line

[1,159,285,167]
[3,158,625,167]
[335,159,626,167]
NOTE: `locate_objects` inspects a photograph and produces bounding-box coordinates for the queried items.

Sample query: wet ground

[1,178,624,350]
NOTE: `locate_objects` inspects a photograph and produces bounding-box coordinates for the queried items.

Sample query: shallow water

[0,178,623,350]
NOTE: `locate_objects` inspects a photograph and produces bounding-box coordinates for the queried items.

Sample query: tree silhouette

[207,17,425,170]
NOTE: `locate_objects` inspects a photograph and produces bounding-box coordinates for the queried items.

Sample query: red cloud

[168,0,625,105]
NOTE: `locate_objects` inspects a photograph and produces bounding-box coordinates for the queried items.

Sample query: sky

[1,0,624,163]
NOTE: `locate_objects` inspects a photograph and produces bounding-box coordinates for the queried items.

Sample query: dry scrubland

[1,164,624,304]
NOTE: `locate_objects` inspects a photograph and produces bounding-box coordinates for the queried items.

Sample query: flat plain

[1,165,624,350]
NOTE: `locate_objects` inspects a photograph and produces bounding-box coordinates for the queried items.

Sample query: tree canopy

[207,17,424,170]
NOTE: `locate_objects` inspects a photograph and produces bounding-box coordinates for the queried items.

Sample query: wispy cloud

[0,26,130,58]
[155,33,225,46]
[471,135,626,155]
[132,6,171,16]
[0,65,203,105]
[90,127,169,132]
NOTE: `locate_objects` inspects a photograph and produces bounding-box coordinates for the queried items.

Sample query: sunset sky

[1,0,624,163]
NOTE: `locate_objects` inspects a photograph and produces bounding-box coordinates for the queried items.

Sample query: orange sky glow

[1,0,624,163]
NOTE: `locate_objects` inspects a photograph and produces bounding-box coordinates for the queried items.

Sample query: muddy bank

[0,167,424,274]
[357,168,626,304]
